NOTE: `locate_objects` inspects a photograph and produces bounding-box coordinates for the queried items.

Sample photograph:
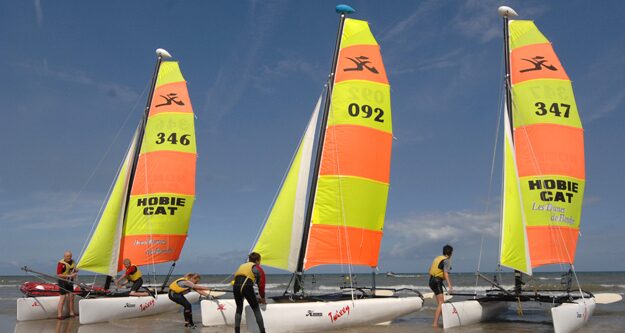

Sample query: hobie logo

[520,56,557,73]
[31,301,41,307]
[124,303,136,308]
[344,56,379,74]
[328,305,350,323]
[306,310,322,317]
[155,93,185,108]
[217,304,226,311]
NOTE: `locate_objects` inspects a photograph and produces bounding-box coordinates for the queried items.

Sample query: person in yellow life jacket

[167,273,212,328]
[114,258,151,297]
[430,244,453,327]
[233,252,266,333]
[56,251,78,320]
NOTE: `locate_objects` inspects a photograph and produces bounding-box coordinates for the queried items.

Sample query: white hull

[442,300,507,329]
[202,299,244,326]
[78,292,200,324]
[250,297,422,333]
[551,298,596,333]
[17,296,80,321]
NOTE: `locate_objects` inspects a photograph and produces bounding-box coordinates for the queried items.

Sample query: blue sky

[1,0,624,276]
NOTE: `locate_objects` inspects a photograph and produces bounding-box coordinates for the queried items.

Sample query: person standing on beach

[168,272,212,328]
[429,244,453,327]
[57,251,78,320]
[114,258,151,297]
[233,252,266,333]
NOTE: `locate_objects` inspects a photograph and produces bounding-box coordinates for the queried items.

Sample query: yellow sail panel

[253,97,321,272]
[499,111,531,274]
[120,61,196,269]
[305,18,391,270]
[78,131,138,276]
[509,20,585,268]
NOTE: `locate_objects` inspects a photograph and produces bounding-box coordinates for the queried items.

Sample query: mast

[293,4,355,293]
[498,6,523,294]
[104,48,172,290]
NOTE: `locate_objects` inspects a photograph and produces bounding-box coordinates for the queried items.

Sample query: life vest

[58,260,76,276]
[169,277,190,294]
[429,255,448,279]
[233,262,256,282]
[127,266,142,282]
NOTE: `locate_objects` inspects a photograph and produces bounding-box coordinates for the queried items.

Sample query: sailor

[168,272,212,328]
[429,244,453,327]
[233,252,266,333]
[115,258,151,297]
[56,250,78,320]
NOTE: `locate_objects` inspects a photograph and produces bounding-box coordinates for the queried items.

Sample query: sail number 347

[347,103,384,122]
[156,133,191,145]
[535,102,571,118]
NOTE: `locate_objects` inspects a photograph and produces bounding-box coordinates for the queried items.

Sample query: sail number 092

[156,132,191,145]
[347,103,384,123]
[535,102,571,118]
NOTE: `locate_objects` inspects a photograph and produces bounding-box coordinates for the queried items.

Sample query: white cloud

[385,210,499,258]
[380,0,439,42]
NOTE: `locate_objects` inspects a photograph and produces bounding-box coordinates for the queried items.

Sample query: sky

[1,0,624,277]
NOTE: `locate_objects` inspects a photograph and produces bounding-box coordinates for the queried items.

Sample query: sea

[2,272,624,333]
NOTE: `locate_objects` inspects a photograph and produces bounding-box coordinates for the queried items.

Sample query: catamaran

[17,49,204,324]
[201,5,423,332]
[441,6,620,333]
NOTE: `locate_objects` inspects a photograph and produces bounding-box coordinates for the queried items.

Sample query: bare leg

[432,293,444,327]
[68,294,75,316]
[57,294,66,318]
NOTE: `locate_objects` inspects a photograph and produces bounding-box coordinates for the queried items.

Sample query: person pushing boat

[168,272,212,328]
[114,258,151,297]
[57,251,78,320]
[233,252,266,333]
[429,244,453,327]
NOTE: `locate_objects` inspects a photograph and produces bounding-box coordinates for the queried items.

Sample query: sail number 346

[347,103,384,122]
[156,133,191,145]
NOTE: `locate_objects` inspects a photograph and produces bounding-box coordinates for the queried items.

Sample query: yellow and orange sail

[500,20,584,273]
[305,18,392,269]
[79,61,196,276]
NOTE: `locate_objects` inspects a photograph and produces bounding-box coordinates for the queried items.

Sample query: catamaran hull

[78,292,200,324]
[247,297,422,333]
[201,299,243,326]
[551,298,596,333]
[17,296,80,321]
[442,300,508,329]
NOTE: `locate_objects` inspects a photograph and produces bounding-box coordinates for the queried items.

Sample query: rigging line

[248,87,327,255]
[65,82,150,214]
[77,82,150,261]
[477,50,506,290]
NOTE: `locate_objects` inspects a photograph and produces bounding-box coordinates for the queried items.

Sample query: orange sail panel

[304,18,392,270]
[509,20,584,268]
[119,61,196,269]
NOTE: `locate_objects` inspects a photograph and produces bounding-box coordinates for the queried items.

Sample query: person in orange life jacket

[57,251,78,320]
[234,252,266,333]
[168,272,212,328]
[430,244,453,327]
[114,258,151,297]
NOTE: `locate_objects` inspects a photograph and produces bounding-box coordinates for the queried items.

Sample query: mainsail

[500,20,584,273]
[78,60,196,276]
[253,17,391,274]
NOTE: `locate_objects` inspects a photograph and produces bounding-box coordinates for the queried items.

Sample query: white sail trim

[286,95,322,272]
[499,106,532,275]
[107,127,140,277]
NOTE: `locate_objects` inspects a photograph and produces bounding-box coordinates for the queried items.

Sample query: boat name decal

[328,305,350,323]
[124,303,136,308]
[137,196,186,216]
[139,299,155,312]
[306,310,322,317]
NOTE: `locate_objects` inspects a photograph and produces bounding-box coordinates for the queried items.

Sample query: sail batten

[500,20,585,270]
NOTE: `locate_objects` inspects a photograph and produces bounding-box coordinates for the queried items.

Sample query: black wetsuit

[130,277,143,292]
[234,271,265,333]
[168,280,194,326]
